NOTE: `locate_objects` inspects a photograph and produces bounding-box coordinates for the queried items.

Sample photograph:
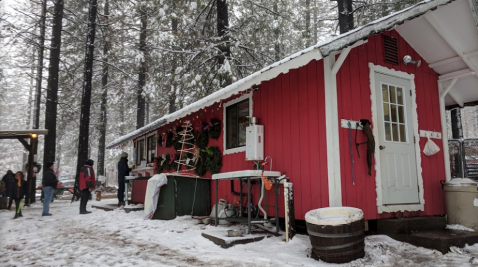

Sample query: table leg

[125,181,129,205]
[215,179,218,227]
[275,178,279,233]
[248,177,251,235]
[239,179,243,217]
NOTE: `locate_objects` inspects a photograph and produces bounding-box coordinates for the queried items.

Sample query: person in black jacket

[10,172,27,219]
[2,170,15,210]
[117,152,132,207]
[42,162,58,216]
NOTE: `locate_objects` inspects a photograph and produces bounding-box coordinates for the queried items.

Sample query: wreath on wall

[170,153,181,171]
[157,133,163,147]
[196,129,209,149]
[194,153,208,176]
[156,154,172,173]
[208,119,221,140]
[166,130,174,147]
[194,146,222,175]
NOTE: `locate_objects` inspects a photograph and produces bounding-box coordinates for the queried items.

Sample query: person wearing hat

[117,152,132,207]
[42,162,58,216]
[79,159,96,214]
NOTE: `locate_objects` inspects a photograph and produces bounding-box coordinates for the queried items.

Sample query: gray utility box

[443,178,478,231]
[152,175,210,220]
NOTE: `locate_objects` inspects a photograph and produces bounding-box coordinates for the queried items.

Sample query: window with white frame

[146,135,156,163]
[224,94,251,152]
[136,138,145,165]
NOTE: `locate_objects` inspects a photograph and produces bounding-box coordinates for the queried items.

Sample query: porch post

[438,83,451,181]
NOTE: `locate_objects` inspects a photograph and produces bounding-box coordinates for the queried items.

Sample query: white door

[375,73,419,205]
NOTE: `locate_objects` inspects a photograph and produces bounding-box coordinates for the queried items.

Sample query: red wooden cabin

[107,0,478,223]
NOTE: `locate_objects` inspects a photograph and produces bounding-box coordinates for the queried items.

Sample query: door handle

[379,145,386,150]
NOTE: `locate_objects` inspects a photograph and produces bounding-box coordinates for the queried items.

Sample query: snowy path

[1,199,478,266]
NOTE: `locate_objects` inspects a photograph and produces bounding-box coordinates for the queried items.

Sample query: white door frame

[369,63,425,213]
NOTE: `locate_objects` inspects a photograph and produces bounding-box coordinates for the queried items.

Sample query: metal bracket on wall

[340,119,363,130]
[419,130,442,139]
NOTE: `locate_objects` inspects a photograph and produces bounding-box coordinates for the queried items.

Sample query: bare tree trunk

[97,0,109,177]
[217,0,232,87]
[337,0,354,34]
[274,3,280,61]
[75,0,98,179]
[119,83,125,136]
[34,0,47,130]
[313,0,318,44]
[168,16,178,114]
[43,0,64,172]
[136,10,147,129]
[305,0,311,46]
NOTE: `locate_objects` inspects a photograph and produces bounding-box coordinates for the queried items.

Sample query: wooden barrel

[305,207,365,263]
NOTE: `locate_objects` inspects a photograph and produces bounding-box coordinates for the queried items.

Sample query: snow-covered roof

[107,0,470,149]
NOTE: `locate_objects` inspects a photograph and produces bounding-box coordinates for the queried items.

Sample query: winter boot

[80,210,92,214]
[13,213,20,219]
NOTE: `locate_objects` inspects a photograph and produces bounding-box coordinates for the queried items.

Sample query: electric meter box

[245,124,264,161]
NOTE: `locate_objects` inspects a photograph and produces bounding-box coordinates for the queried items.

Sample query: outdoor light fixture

[31,134,37,138]
[403,55,421,67]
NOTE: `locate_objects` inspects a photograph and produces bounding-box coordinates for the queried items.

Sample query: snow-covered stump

[305,207,365,263]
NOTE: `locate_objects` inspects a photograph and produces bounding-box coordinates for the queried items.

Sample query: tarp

[143,174,168,220]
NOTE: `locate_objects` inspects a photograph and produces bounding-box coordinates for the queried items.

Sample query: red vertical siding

[336,30,446,219]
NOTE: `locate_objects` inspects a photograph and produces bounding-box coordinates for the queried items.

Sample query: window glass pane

[382,84,389,103]
[226,99,249,149]
[392,124,399,142]
[390,86,396,104]
[398,106,404,123]
[237,100,249,147]
[137,139,145,164]
[385,122,391,141]
[400,125,407,142]
[147,136,155,163]
[397,87,403,105]
[226,105,238,149]
[383,103,390,122]
[391,104,398,123]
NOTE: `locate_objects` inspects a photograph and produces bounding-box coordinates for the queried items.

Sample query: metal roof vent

[383,35,399,65]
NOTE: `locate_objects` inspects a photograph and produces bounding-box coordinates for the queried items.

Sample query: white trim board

[368,63,425,213]
[222,93,253,155]
[324,56,343,207]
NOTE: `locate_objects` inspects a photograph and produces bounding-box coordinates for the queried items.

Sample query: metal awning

[396,0,478,109]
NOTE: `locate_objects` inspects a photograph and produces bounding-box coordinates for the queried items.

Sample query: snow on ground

[1,199,478,267]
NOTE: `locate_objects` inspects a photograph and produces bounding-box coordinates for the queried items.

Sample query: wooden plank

[349,51,364,209]
[281,72,293,205]
[316,61,329,207]
[298,65,311,215]
[289,68,302,217]
[358,46,377,219]
[338,54,355,207]
[306,61,321,211]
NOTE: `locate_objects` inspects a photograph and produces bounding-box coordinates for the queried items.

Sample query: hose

[258,177,267,220]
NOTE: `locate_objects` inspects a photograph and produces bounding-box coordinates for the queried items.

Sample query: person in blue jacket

[117,152,132,207]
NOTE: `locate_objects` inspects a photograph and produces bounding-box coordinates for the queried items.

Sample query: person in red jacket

[79,159,96,214]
